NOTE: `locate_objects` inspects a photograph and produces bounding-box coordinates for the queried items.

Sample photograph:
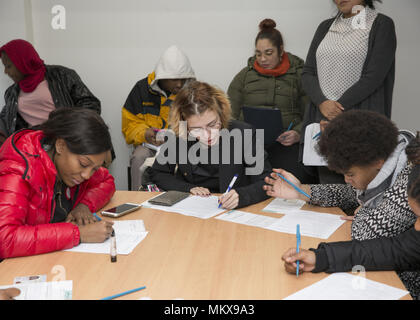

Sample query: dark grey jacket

[0,65,101,138]
[299,13,397,160]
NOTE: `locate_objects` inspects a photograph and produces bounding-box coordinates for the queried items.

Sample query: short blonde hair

[169,81,231,136]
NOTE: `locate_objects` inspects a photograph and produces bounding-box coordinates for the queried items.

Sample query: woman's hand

[319,100,344,121]
[78,220,114,243]
[282,248,316,274]
[0,288,21,300]
[66,203,97,225]
[218,190,239,210]
[277,130,300,146]
[263,168,308,201]
[145,127,164,146]
[190,187,211,197]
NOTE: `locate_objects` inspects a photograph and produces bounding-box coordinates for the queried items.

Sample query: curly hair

[317,110,398,173]
[406,132,420,204]
[169,81,231,136]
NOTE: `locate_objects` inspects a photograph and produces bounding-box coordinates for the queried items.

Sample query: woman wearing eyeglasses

[147,81,272,209]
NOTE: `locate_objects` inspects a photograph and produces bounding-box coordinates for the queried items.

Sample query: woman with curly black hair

[264,110,419,298]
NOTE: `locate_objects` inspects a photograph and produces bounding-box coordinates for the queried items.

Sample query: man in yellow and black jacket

[122,45,195,190]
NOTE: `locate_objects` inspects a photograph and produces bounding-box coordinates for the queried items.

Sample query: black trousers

[266,142,319,185]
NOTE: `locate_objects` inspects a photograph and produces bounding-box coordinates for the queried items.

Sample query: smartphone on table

[101,203,142,218]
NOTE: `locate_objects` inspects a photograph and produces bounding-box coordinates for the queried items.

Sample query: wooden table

[0,191,411,300]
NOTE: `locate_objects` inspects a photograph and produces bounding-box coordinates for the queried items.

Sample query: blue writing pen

[313,131,321,140]
[296,224,301,277]
[101,285,146,300]
[218,174,239,208]
[280,121,294,141]
[93,212,102,221]
[275,173,311,199]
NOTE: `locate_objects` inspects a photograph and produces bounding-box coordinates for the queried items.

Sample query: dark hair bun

[259,19,276,31]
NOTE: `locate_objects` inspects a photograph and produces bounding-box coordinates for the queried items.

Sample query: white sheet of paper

[283,273,409,300]
[216,210,281,229]
[262,198,306,214]
[0,280,73,300]
[303,123,328,166]
[64,220,148,255]
[143,195,226,219]
[216,210,344,239]
[267,210,345,239]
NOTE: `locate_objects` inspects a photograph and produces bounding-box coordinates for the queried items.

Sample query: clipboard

[242,106,284,146]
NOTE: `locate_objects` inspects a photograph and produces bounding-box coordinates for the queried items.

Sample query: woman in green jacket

[227,19,313,183]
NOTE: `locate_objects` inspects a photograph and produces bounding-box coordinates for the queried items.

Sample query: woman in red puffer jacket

[0,108,115,259]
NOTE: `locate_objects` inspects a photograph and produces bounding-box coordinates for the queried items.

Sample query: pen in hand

[218,174,238,208]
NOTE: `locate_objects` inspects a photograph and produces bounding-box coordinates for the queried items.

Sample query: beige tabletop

[0,191,411,300]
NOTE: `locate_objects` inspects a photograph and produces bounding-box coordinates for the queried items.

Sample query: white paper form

[267,210,345,239]
[283,273,409,300]
[215,210,281,229]
[142,195,226,219]
[216,210,344,239]
[0,280,73,300]
[262,198,306,214]
[64,220,148,255]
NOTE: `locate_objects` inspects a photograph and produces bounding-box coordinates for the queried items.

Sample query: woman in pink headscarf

[0,39,101,145]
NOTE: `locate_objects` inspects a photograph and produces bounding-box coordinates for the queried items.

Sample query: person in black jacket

[280,133,420,300]
[148,81,271,209]
[0,39,100,146]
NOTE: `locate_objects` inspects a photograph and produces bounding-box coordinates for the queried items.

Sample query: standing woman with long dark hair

[0,108,115,259]
[300,0,396,183]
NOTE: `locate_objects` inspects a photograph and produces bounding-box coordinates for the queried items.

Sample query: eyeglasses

[188,120,222,138]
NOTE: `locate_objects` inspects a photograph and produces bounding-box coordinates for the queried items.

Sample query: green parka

[227,52,308,134]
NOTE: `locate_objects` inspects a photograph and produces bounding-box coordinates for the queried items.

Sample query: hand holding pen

[218,174,239,209]
[263,168,311,201]
[277,121,300,146]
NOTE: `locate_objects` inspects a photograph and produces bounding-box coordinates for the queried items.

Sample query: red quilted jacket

[0,130,116,259]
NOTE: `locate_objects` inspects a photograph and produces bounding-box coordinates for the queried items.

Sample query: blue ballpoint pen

[296,224,301,277]
[218,174,239,208]
[275,173,311,199]
[280,121,294,141]
[101,285,146,300]
[93,212,102,221]
[313,131,321,140]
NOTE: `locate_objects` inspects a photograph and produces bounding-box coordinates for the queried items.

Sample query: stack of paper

[216,210,345,239]
[0,280,73,300]
[283,273,409,300]
[64,220,148,255]
[142,195,226,219]
[262,198,306,214]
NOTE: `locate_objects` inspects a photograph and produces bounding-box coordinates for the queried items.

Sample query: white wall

[1,0,419,190]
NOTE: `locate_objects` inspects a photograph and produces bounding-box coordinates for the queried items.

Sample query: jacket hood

[150,45,196,96]
[247,52,304,74]
[357,130,415,208]
[0,130,57,186]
